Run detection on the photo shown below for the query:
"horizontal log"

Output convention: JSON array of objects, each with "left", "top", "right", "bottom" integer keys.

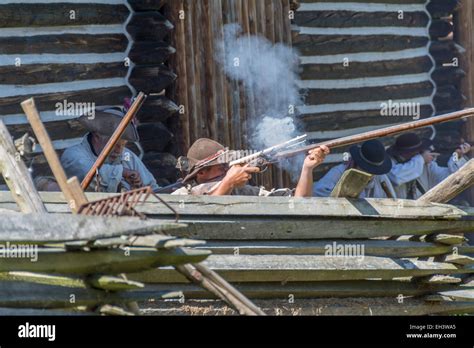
[
  {"left": 295, "top": 11, "right": 429, "bottom": 28},
  {"left": 129, "top": 65, "right": 177, "bottom": 94},
  {"left": 303, "top": 81, "right": 434, "bottom": 105},
  {"left": 128, "top": 255, "right": 474, "bottom": 283},
  {"left": 300, "top": 56, "right": 433, "bottom": 80},
  {"left": 0, "top": 307, "right": 83, "bottom": 315},
  {"left": 0, "top": 281, "right": 179, "bottom": 309},
  {"left": 137, "top": 96, "right": 180, "bottom": 123},
  {"left": 0, "top": 271, "right": 86, "bottom": 288},
  {"left": 429, "top": 41, "right": 462, "bottom": 65},
  {"left": 0, "top": 213, "right": 184, "bottom": 243},
  {"left": 0, "top": 34, "right": 127, "bottom": 54},
  {"left": 152, "top": 297, "right": 474, "bottom": 316},
  {"left": 0, "top": 247, "right": 210, "bottom": 274},
  {"left": 145, "top": 280, "right": 465, "bottom": 299},
  {"left": 0, "top": 62, "right": 127, "bottom": 85},
  {"left": 436, "top": 289, "right": 474, "bottom": 302},
  {"left": 0, "top": 86, "right": 131, "bottom": 115},
  {"left": 300, "top": 106, "right": 434, "bottom": 132},
  {"left": 7, "top": 119, "right": 85, "bottom": 142},
  {"left": 200, "top": 240, "right": 453, "bottom": 258},
  {"left": 0, "top": 4, "right": 128, "bottom": 27},
  {"left": 87, "top": 275, "right": 144, "bottom": 291},
  {"left": 128, "top": 0, "right": 167, "bottom": 11},
  {"left": 126, "top": 12, "right": 174, "bottom": 41},
  {"left": 293, "top": 34, "right": 428, "bottom": 55},
  {"left": 129, "top": 41, "right": 176, "bottom": 65}
]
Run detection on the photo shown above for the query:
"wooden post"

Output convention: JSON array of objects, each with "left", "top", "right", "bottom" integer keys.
[
  {"left": 21, "top": 98, "right": 81, "bottom": 213},
  {"left": 455, "top": 0, "right": 474, "bottom": 204},
  {"left": 0, "top": 121, "right": 47, "bottom": 213},
  {"left": 418, "top": 159, "right": 474, "bottom": 203}
]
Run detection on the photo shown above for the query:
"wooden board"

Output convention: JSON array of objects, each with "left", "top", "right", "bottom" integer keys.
[
  {"left": 0, "top": 213, "right": 184, "bottom": 243},
  {"left": 293, "top": 34, "right": 428, "bottom": 55},
  {"left": 0, "top": 3, "right": 128, "bottom": 27},
  {"left": 128, "top": 255, "right": 474, "bottom": 283},
  {"left": 0, "top": 247, "right": 210, "bottom": 275},
  {"left": 0, "top": 63, "right": 127, "bottom": 85},
  {"left": 0, "top": 34, "right": 127, "bottom": 54},
  {"left": 199, "top": 240, "right": 453, "bottom": 258},
  {"left": 330, "top": 169, "right": 373, "bottom": 198}
]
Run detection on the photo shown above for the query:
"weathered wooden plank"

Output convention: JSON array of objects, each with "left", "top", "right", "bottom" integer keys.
[
  {"left": 444, "top": 254, "right": 474, "bottom": 266},
  {"left": 145, "top": 280, "right": 466, "bottom": 299},
  {"left": 0, "top": 86, "right": 131, "bottom": 115},
  {"left": 0, "top": 213, "right": 184, "bottom": 243},
  {"left": 0, "top": 63, "right": 127, "bottom": 85},
  {"left": 129, "top": 255, "right": 474, "bottom": 283},
  {"left": 0, "top": 121, "right": 46, "bottom": 213},
  {"left": 426, "top": 234, "right": 467, "bottom": 245},
  {"left": 87, "top": 275, "right": 144, "bottom": 291},
  {"left": 437, "top": 289, "right": 474, "bottom": 302},
  {"left": 295, "top": 11, "right": 429, "bottom": 28},
  {"left": 0, "top": 3, "right": 129, "bottom": 27},
  {"left": 330, "top": 169, "right": 373, "bottom": 198},
  {"left": 293, "top": 34, "right": 428, "bottom": 55},
  {"left": 0, "top": 247, "right": 210, "bottom": 274},
  {"left": 7, "top": 192, "right": 469, "bottom": 219},
  {"left": 300, "top": 56, "right": 433, "bottom": 80},
  {"left": 303, "top": 81, "right": 434, "bottom": 105},
  {"left": 0, "top": 281, "right": 180, "bottom": 309},
  {"left": 0, "top": 34, "right": 127, "bottom": 54},
  {"left": 199, "top": 240, "right": 453, "bottom": 258},
  {"left": 0, "top": 307, "right": 86, "bottom": 315}
]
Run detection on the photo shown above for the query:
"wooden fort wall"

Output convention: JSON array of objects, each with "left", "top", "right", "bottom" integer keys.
[
  {"left": 293, "top": 0, "right": 467, "bottom": 179},
  {"left": 0, "top": 0, "right": 179, "bottom": 186}
]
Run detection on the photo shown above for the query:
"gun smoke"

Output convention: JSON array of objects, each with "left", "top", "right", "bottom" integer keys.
[{"left": 216, "top": 24, "right": 304, "bottom": 180}]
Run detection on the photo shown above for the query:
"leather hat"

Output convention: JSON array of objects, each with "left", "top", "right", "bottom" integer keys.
[
  {"left": 349, "top": 139, "right": 392, "bottom": 175},
  {"left": 78, "top": 106, "right": 139, "bottom": 142},
  {"left": 180, "top": 138, "right": 230, "bottom": 182}
]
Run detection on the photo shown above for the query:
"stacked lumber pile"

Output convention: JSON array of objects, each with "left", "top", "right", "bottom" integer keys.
[
  {"left": 0, "top": 212, "right": 210, "bottom": 315},
  {"left": 3, "top": 193, "right": 473, "bottom": 315}
]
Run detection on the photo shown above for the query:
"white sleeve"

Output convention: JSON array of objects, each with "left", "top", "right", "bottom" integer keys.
[
  {"left": 447, "top": 153, "right": 468, "bottom": 173},
  {"left": 428, "top": 154, "right": 467, "bottom": 187},
  {"left": 313, "top": 164, "right": 344, "bottom": 197},
  {"left": 387, "top": 154, "right": 424, "bottom": 187}
]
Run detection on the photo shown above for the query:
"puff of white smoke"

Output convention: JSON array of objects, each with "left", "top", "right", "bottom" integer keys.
[{"left": 216, "top": 23, "right": 302, "bottom": 149}]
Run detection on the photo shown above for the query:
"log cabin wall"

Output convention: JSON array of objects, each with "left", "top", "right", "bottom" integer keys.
[
  {"left": 0, "top": 0, "right": 180, "bottom": 187},
  {"left": 164, "top": 0, "right": 295, "bottom": 189},
  {"left": 293, "top": 0, "right": 466, "bottom": 180}
]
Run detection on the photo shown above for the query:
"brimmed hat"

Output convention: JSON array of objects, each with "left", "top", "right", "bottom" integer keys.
[
  {"left": 180, "top": 138, "right": 229, "bottom": 182},
  {"left": 349, "top": 139, "right": 392, "bottom": 175},
  {"left": 387, "top": 133, "right": 433, "bottom": 157},
  {"left": 78, "top": 106, "right": 139, "bottom": 142}
]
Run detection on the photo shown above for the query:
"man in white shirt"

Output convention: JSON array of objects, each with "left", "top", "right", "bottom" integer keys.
[
  {"left": 387, "top": 133, "right": 470, "bottom": 199},
  {"left": 313, "top": 140, "right": 396, "bottom": 198}
]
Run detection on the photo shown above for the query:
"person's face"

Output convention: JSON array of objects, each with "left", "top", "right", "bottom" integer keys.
[
  {"left": 92, "top": 133, "right": 127, "bottom": 161},
  {"left": 196, "top": 164, "right": 228, "bottom": 183}
]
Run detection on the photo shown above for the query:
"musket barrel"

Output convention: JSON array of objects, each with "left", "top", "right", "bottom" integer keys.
[{"left": 277, "top": 108, "right": 474, "bottom": 158}]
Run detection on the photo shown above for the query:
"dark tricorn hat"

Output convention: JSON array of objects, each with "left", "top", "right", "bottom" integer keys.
[
  {"left": 349, "top": 139, "right": 392, "bottom": 175},
  {"left": 78, "top": 106, "right": 139, "bottom": 142},
  {"left": 387, "top": 133, "right": 433, "bottom": 157},
  {"left": 181, "top": 138, "right": 230, "bottom": 182}
]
